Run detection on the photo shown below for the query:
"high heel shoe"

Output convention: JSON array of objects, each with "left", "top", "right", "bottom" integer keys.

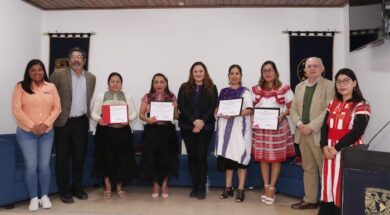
[
  {"left": 220, "top": 187, "right": 234, "bottom": 199},
  {"left": 265, "top": 187, "right": 276, "bottom": 205},
  {"left": 261, "top": 185, "right": 269, "bottom": 203},
  {"left": 151, "top": 192, "right": 159, "bottom": 198},
  {"left": 117, "top": 190, "right": 126, "bottom": 199},
  {"left": 162, "top": 193, "right": 169, "bottom": 199},
  {"left": 235, "top": 189, "right": 245, "bottom": 203},
  {"left": 103, "top": 190, "right": 111, "bottom": 199},
  {"left": 152, "top": 184, "right": 160, "bottom": 199},
  {"left": 161, "top": 186, "right": 169, "bottom": 199}
]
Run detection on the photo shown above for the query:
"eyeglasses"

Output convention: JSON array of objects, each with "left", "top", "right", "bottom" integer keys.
[
  {"left": 335, "top": 78, "right": 351, "bottom": 86},
  {"left": 306, "top": 64, "right": 321, "bottom": 69},
  {"left": 262, "top": 68, "right": 274, "bottom": 74},
  {"left": 69, "top": 55, "right": 83, "bottom": 60}
]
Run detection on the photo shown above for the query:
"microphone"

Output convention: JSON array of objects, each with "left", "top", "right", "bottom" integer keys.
[{"left": 366, "top": 120, "right": 390, "bottom": 150}]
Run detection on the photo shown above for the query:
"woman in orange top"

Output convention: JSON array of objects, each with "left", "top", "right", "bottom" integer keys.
[{"left": 12, "top": 59, "right": 61, "bottom": 212}]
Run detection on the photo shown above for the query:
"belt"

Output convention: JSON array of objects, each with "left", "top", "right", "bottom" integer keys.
[{"left": 69, "top": 115, "right": 86, "bottom": 119}]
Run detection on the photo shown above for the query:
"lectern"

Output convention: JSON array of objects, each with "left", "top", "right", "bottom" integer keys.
[{"left": 342, "top": 146, "right": 390, "bottom": 215}]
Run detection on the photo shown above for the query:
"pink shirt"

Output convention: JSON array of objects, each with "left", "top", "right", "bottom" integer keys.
[{"left": 12, "top": 81, "right": 61, "bottom": 132}]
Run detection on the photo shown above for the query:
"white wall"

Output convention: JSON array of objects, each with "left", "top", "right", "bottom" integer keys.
[
  {"left": 40, "top": 8, "right": 345, "bottom": 130},
  {"left": 343, "top": 7, "right": 390, "bottom": 152},
  {"left": 2, "top": 3, "right": 388, "bottom": 152},
  {"left": 0, "top": 0, "right": 42, "bottom": 134}
]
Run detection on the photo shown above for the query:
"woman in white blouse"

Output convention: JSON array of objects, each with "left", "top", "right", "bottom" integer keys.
[{"left": 90, "top": 72, "right": 137, "bottom": 199}]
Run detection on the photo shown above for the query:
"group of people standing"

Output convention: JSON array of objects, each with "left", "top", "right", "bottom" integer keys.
[{"left": 11, "top": 46, "right": 370, "bottom": 215}]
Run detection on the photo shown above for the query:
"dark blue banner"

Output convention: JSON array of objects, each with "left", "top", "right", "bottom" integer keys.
[
  {"left": 49, "top": 35, "right": 90, "bottom": 75},
  {"left": 289, "top": 36, "right": 333, "bottom": 92}
]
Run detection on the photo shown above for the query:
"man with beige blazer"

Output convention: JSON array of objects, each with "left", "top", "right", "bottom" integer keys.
[
  {"left": 50, "top": 47, "right": 96, "bottom": 204},
  {"left": 289, "top": 57, "right": 335, "bottom": 210}
]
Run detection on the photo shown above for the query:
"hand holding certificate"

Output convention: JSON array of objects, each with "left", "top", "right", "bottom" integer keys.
[
  {"left": 150, "top": 101, "right": 174, "bottom": 121},
  {"left": 101, "top": 104, "right": 129, "bottom": 124},
  {"left": 216, "top": 98, "right": 243, "bottom": 117},
  {"left": 252, "top": 107, "right": 280, "bottom": 130}
]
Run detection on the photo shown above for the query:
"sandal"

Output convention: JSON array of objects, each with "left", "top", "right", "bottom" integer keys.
[
  {"left": 103, "top": 190, "right": 111, "bottom": 199},
  {"left": 117, "top": 190, "right": 126, "bottom": 199},
  {"left": 235, "top": 189, "right": 245, "bottom": 202},
  {"left": 261, "top": 185, "right": 269, "bottom": 203},
  {"left": 220, "top": 187, "right": 234, "bottom": 199},
  {"left": 265, "top": 187, "right": 276, "bottom": 205}
]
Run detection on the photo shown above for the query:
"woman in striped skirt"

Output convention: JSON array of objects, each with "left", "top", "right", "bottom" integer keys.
[
  {"left": 319, "top": 68, "right": 370, "bottom": 215},
  {"left": 251, "top": 60, "right": 295, "bottom": 205}
]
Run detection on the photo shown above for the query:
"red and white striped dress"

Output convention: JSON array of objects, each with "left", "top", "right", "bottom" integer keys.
[
  {"left": 321, "top": 99, "right": 371, "bottom": 207},
  {"left": 251, "top": 84, "right": 295, "bottom": 162}
]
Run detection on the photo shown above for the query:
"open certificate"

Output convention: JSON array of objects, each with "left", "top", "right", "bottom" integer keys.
[
  {"left": 150, "top": 101, "right": 174, "bottom": 121},
  {"left": 101, "top": 104, "right": 128, "bottom": 124},
  {"left": 216, "top": 98, "right": 243, "bottom": 117},
  {"left": 253, "top": 107, "right": 280, "bottom": 130}
]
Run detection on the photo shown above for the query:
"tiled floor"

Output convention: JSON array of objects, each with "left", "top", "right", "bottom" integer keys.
[{"left": 0, "top": 186, "right": 318, "bottom": 215}]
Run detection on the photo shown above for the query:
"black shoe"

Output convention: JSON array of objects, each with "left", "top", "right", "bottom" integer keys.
[
  {"left": 189, "top": 188, "right": 198, "bottom": 198},
  {"left": 220, "top": 187, "right": 234, "bottom": 199},
  {"left": 235, "top": 189, "right": 245, "bottom": 202},
  {"left": 197, "top": 184, "right": 206, "bottom": 199},
  {"left": 197, "top": 189, "right": 206, "bottom": 199},
  {"left": 291, "top": 200, "right": 319, "bottom": 209},
  {"left": 72, "top": 190, "right": 88, "bottom": 200},
  {"left": 60, "top": 193, "right": 74, "bottom": 204}
]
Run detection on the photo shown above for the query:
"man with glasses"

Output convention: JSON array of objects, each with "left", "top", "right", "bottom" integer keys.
[
  {"left": 50, "top": 47, "right": 96, "bottom": 203},
  {"left": 289, "top": 57, "right": 334, "bottom": 210}
]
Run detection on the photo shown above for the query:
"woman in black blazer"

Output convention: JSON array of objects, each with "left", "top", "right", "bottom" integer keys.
[{"left": 178, "top": 61, "right": 218, "bottom": 199}]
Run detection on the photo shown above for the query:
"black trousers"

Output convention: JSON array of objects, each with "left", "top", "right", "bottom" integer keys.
[
  {"left": 180, "top": 129, "right": 213, "bottom": 187},
  {"left": 54, "top": 115, "right": 88, "bottom": 195},
  {"left": 318, "top": 202, "right": 341, "bottom": 215}
]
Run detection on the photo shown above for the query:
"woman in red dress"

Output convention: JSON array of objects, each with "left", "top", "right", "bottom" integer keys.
[{"left": 319, "top": 68, "right": 371, "bottom": 215}]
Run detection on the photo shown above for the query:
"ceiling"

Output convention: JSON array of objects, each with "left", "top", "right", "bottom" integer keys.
[{"left": 23, "top": 0, "right": 349, "bottom": 10}]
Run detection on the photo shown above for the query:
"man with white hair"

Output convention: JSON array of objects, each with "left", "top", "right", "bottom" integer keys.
[{"left": 290, "top": 57, "right": 335, "bottom": 210}]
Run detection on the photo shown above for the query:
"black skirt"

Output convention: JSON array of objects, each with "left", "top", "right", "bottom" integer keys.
[
  {"left": 217, "top": 156, "right": 248, "bottom": 172},
  {"left": 92, "top": 125, "right": 137, "bottom": 184},
  {"left": 139, "top": 123, "right": 179, "bottom": 184}
]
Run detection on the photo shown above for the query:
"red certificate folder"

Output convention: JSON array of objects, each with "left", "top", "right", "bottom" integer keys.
[{"left": 101, "top": 104, "right": 128, "bottom": 124}]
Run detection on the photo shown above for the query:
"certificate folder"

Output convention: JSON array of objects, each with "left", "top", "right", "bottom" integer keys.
[
  {"left": 150, "top": 101, "right": 174, "bottom": 121},
  {"left": 216, "top": 98, "right": 243, "bottom": 117},
  {"left": 252, "top": 107, "right": 280, "bottom": 130},
  {"left": 101, "top": 104, "right": 128, "bottom": 124}
]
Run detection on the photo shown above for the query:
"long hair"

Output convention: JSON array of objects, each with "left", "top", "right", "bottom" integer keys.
[
  {"left": 258, "top": 60, "right": 282, "bottom": 89},
  {"left": 19, "top": 59, "right": 49, "bottom": 94},
  {"left": 228, "top": 64, "right": 242, "bottom": 85},
  {"left": 149, "top": 73, "right": 172, "bottom": 95},
  {"left": 335, "top": 68, "right": 365, "bottom": 104},
  {"left": 183, "top": 61, "right": 215, "bottom": 95}
]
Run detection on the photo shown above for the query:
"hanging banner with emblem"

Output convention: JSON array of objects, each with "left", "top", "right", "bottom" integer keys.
[
  {"left": 47, "top": 32, "right": 93, "bottom": 76},
  {"left": 289, "top": 33, "right": 334, "bottom": 92}
]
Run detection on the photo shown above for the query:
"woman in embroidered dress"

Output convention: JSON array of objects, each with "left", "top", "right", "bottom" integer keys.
[
  {"left": 139, "top": 73, "right": 179, "bottom": 199},
  {"left": 216, "top": 64, "right": 253, "bottom": 202},
  {"left": 91, "top": 72, "right": 137, "bottom": 199},
  {"left": 251, "top": 60, "right": 295, "bottom": 205},
  {"left": 318, "top": 68, "right": 370, "bottom": 215}
]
